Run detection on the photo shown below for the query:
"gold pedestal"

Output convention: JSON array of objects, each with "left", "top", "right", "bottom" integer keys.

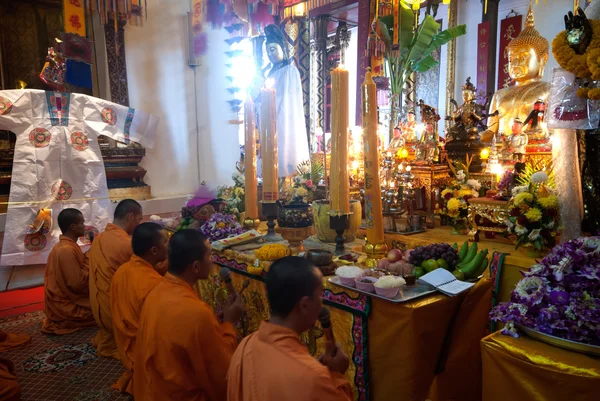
[
  {"left": 108, "top": 186, "right": 151, "bottom": 201},
  {"left": 363, "top": 241, "right": 389, "bottom": 268},
  {"left": 276, "top": 226, "right": 313, "bottom": 255},
  {"left": 467, "top": 197, "right": 510, "bottom": 242},
  {"left": 410, "top": 164, "right": 451, "bottom": 228}
]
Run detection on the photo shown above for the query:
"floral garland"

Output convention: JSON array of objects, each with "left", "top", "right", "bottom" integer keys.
[
  {"left": 490, "top": 237, "right": 600, "bottom": 345},
  {"left": 552, "top": 19, "right": 600, "bottom": 98},
  {"left": 199, "top": 213, "right": 244, "bottom": 242}
]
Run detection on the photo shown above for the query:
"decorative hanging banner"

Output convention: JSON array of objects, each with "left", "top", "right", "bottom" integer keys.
[
  {"left": 497, "top": 14, "right": 522, "bottom": 90},
  {"left": 476, "top": 21, "right": 490, "bottom": 104},
  {"left": 192, "top": 0, "right": 207, "bottom": 58},
  {"left": 63, "top": 0, "right": 86, "bottom": 37},
  {"left": 86, "top": 0, "right": 145, "bottom": 27}
]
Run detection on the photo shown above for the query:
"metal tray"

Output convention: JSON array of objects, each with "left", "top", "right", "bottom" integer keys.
[
  {"left": 328, "top": 276, "right": 437, "bottom": 303},
  {"left": 516, "top": 324, "right": 600, "bottom": 357}
]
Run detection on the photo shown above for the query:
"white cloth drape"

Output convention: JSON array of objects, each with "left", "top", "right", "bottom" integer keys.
[
  {"left": 266, "top": 63, "right": 309, "bottom": 177},
  {"left": 0, "top": 89, "right": 158, "bottom": 265},
  {"left": 552, "top": 128, "right": 583, "bottom": 242}
]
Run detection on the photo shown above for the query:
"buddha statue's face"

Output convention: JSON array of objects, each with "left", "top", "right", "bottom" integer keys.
[
  {"left": 507, "top": 47, "right": 546, "bottom": 83},
  {"left": 462, "top": 89, "right": 476, "bottom": 103},
  {"left": 266, "top": 42, "right": 285, "bottom": 65},
  {"left": 512, "top": 121, "right": 523, "bottom": 135}
]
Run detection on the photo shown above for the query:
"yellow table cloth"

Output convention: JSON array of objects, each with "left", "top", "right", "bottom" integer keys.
[
  {"left": 199, "top": 247, "right": 494, "bottom": 401},
  {"left": 481, "top": 332, "right": 600, "bottom": 401}
]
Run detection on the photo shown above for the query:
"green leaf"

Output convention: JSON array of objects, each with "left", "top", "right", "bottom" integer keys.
[
  {"left": 413, "top": 55, "right": 439, "bottom": 73},
  {"left": 378, "top": 17, "right": 393, "bottom": 50},
  {"left": 407, "top": 15, "right": 441, "bottom": 63},
  {"left": 420, "top": 25, "right": 467, "bottom": 59},
  {"left": 534, "top": 240, "right": 542, "bottom": 251},
  {"left": 398, "top": 6, "right": 415, "bottom": 50}
]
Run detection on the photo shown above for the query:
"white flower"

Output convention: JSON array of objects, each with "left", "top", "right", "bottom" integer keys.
[
  {"left": 515, "top": 225, "right": 528, "bottom": 235},
  {"left": 472, "top": 190, "right": 479, "bottom": 198},
  {"left": 530, "top": 171, "right": 549, "bottom": 184},
  {"left": 545, "top": 221, "right": 556, "bottom": 230},
  {"left": 528, "top": 229, "right": 541, "bottom": 241},
  {"left": 456, "top": 170, "right": 466, "bottom": 182},
  {"left": 504, "top": 218, "right": 514, "bottom": 230},
  {"left": 467, "top": 179, "right": 481, "bottom": 191},
  {"left": 232, "top": 172, "right": 245, "bottom": 185},
  {"left": 583, "top": 237, "right": 600, "bottom": 250},
  {"left": 297, "top": 163, "right": 311, "bottom": 174},
  {"left": 511, "top": 185, "right": 528, "bottom": 196}
]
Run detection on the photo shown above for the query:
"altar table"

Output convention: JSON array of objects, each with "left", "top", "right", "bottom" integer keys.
[
  {"left": 481, "top": 332, "right": 600, "bottom": 401},
  {"left": 196, "top": 246, "right": 493, "bottom": 401}
]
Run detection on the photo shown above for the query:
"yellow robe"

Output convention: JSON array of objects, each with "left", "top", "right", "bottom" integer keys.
[
  {"left": 227, "top": 322, "right": 353, "bottom": 401},
  {"left": 89, "top": 223, "right": 132, "bottom": 358},
  {"left": 133, "top": 273, "right": 238, "bottom": 401},
  {"left": 110, "top": 255, "right": 163, "bottom": 394},
  {"left": 42, "top": 236, "right": 96, "bottom": 334}
]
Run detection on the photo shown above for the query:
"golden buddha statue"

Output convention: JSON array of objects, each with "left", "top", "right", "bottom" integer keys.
[{"left": 482, "top": 4, "right": 551, "bottom": 145}]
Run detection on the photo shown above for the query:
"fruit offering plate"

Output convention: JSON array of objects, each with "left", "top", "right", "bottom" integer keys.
[
  {"left": 328, "top": 276, "right": 437, "bottom": 303},
  {"left": 515, "top": 324, "right": 600, "bottom": 357}
]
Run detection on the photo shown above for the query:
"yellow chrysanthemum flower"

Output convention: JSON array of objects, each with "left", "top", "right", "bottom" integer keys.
[
  {"left": 525, "top": 208, "right": 543, "bottom": 222},
  {"left": 447, "top": 198, "right": 461, "bottom": 211},
  {"left": 441, "top": 189, "right": 453, "bottom": 197},
  {"left": 234, "top": 187, "right": 245, "bottom": 196},
  {"left": 538, "top": 195, "right": 559, "bottom": 209},
  {"left": 458, "top": 189, "right": 473, "bottom": 198},
  {"left": 255, "top": 244, "right": 290, "bottom": 261},
  {"left": 296, "top": 187, "right": 308, "bottom": 197},
  {"left": 513, "top": 192, "right": 533, "bottom": 206}
]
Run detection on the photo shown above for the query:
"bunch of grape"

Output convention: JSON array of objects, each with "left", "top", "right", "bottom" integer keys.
[
  {"left": 408, "top": 243, "right": 459, "bottom": 268},
  {"left": 181, "top": 205, "right": 201, "bottom": 219}
]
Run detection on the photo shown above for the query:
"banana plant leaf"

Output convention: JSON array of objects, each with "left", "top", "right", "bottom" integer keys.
[
  {"left": 420, "top": 24, "right": 467, "bottom": 60},
  {"left": 413, "top": 55, "right": 439, "bottom": 72},
  {"left": 406, "top": 15, "right": 440, "bottom": 63}
]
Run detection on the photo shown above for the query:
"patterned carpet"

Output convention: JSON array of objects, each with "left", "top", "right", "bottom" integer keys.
[{"left": 0, "top": 311, "right": 130, "bottom": 401}]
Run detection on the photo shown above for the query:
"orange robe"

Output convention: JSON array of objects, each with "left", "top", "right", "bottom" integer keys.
[
  {"left": 227, "top": 322, "right": 353, "bottom": 401},
  {"left": 0, "top": 356, "right": 19, "bottom": 401},
  {"left": 110, "top": 255, "right": 163, "bottom": 394},
  {"left": 0, "top": 330, "right": 29, "bottom": 401},
  {"left": 133, "top": 273, "right": 238, "bottom": 401},
  {"left": 42, "top": 236, "right": 96, "bottom": 334},
  {"left": 89, "top": 223, "right": 132, "bottom": 358}
]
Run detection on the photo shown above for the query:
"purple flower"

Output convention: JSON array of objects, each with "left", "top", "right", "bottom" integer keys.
[{"left": 549, "top": 290, "right": 570, "bottom": 305}]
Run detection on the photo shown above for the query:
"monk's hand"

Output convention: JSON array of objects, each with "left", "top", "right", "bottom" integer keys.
[
  {"left": 223, "top": 293, "right": 245, "bottom": 325},
  {"left": 320, "top": 343, "right": 349, "bottom": 375}
]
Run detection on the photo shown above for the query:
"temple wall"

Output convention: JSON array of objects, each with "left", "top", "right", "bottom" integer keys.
[
  {"left": 124, "top": 0, "right": 241, "bottom": 198},
  {"left": 455, "top": 0, "right": 572, "bottom": 102}
]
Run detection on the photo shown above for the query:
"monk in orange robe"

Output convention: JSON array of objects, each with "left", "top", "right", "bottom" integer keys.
[
  {"left": 0, "top": 329, "right": 31, "bottom": 401},
  {"left": 227, "top": 257, "right": 353, "bottom": 401},
  {"left": 133, "top": 229, "right": 244, "bottom": 401},
  {"left": 110, "top": 222, "right": 168, "bottom": 395},
  {"left": 42, "top": 208, "right": 96, "bottom": 334},
  {"left": 89, "top": 199, "right": 142, "bottom": 358}
]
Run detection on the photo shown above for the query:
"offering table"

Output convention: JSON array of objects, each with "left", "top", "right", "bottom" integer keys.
[
  {"left": 358, "top": 227, "right": 536, "bottom": 305},
  {"left": 197, "top": 238, "right": 493, "bottom": 401},
  {"left": 481, "top": 332, "right": 600, "bottom": 401}
]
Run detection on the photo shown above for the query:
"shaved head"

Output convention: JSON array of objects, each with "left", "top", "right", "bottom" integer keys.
[{"left": 114, "top": 199, "right": 142, "bottom": 220}]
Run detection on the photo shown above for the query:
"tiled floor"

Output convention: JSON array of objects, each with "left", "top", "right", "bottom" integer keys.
[{"left": 0, "top": 311, "right": 130, "bottom": 401}]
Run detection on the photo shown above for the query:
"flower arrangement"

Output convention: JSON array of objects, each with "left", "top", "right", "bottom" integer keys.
[
  {"left": 217, "top": 170, "right": 245, "bottom": 219},
  {"left": 199, "top": 213, "right": 244, "bottom": 242},
  {"left": 281, "top": 160, "right": 323, "bottom": 205},
  {"left": 504, "top": 170, "right": 560, "bottom": 251},
  {"left": 437, "top": 158, "right": 481, "bottom": 227},
  {"left": 490, "top": 237, "right": 600, "bottom": 346}
]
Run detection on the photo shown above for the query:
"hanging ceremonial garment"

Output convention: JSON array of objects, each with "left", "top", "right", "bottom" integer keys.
[{"left": 0, "top": 89, "right": 158, "bottom": 265}]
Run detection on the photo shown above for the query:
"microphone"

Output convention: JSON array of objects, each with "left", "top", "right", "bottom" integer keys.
[
  {"left": 318, "top": 306, "right": 337, "bottom": 356},
  {"left": 239, "top": 279, "right": 250, "bottom": 296},
  {"left": 219, "top": 267, "right": 236, "bottom": 295}
]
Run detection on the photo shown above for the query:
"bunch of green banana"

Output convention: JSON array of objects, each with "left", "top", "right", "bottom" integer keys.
[{"left": 451, "top": 241, "right": 489, "bottom": 280}]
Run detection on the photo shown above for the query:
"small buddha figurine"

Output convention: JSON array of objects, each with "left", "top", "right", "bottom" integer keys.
[
  {"left": 416, "top": 122, "right": 440, "bottom": 163},
  {"left": 388, "top": 125, "right": 405, "bottom": 149},
  {"left": 400, "top": 111, "right": 417, "bottom": 143},
  {"left": 522, "top": 99, "right": 550, "bottom": 149},
  {"left": 482, "top": 4, "right": 551, "bottom": 143},
  {"left": 510, "top": 118, "right": 528, "bottom": 161},
  {"left": 445, "top": 77, "right": 488, "bottom": 141}
]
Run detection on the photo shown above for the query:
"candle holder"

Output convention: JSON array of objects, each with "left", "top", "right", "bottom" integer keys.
[
  {"left": 329, "top": 212, "right": 352, "bottom": 256},
  {"left": 363, "top": 241, "right": 389, "bottom": 268},
  {"left": 260, "top": 202, "right": 278, "bottom": 241}
]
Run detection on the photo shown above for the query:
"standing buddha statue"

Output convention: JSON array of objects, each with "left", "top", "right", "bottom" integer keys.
[{"left": 482, "top": 4, "right": 551, "bottom": 151}]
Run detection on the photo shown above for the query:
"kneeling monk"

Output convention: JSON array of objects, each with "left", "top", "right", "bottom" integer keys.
[
  {"left": 111, "top": 222, "right": 168, "bottom": 394},
  {"left": 227, "top": 256, "right": 353, "bottom": 401},
  {"left": 133, "top": 230, "right": 244, "bottom": 401},
  {"left": 42, "top": 208, "right": 96, "bottom": 334},
  {"left": 89, "top": 199, "right": 142, "bottom": 358}
]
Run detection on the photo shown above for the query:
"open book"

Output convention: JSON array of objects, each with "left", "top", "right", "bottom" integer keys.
[{"left": 419, "top": 268, "right": 474, "bottom": 296}]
